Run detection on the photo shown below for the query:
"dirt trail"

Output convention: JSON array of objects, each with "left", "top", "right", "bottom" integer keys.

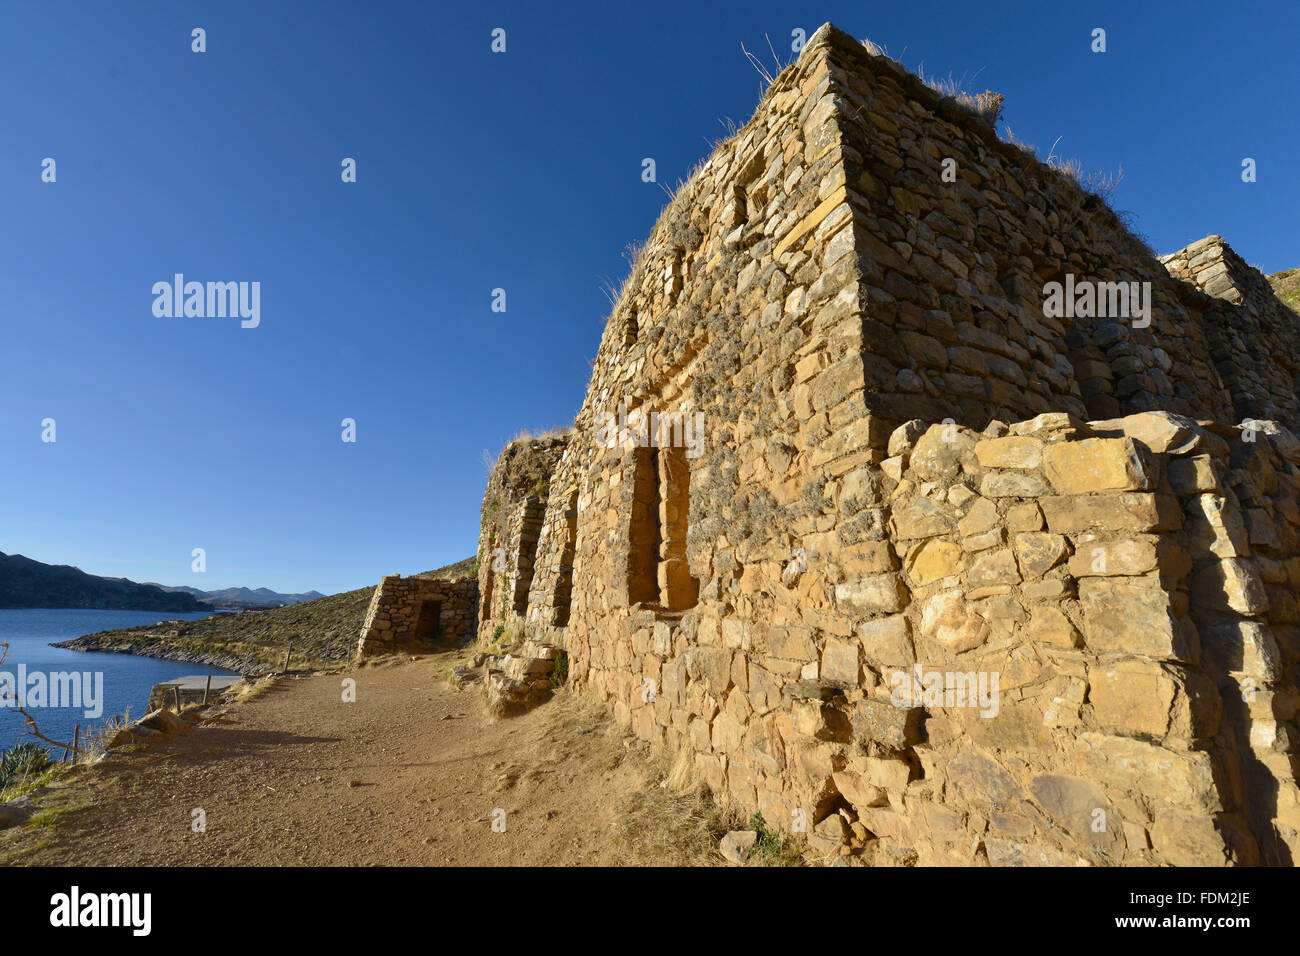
[{"left": 2, "top": 652, "right": 648, "bottom": 866}]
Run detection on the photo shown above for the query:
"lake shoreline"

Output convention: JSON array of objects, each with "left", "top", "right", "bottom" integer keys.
[
  {"left": 50, "top": 636, "right": 254, "bottom": 676},
  {"left": 0, "top": 608, "right": 247, "bottom": 751}
]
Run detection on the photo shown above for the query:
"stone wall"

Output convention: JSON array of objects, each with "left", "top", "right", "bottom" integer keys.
[
  {"left": 355, "top": 574, "right": 477, "bottom": 658},
  {"left": 863, "top": 411, "right": 1300, "bottom": 865},
  {"left": 820, "top": 35, "right": 1254, "bottom": 431},
  {"left": 476, "top": 435, "right": 569, "bottom": 644},
  {"left": 1162, "top": 235, "right": 1300, "bottom": 428},
  {"left": 485, "top": 22, "right": 1300, "bottom": 865}
]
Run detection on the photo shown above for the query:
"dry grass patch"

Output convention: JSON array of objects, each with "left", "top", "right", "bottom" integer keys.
[
  {"left": 606, "top": 746, "right": 805, "bottom": 866},
  {"left": 539, "top": 697, "right": 807, "bottom": 866},
  {"left": 225, "top": 675, "right": 275, "bottom": 704},
  {"left": 541, "top": 694, "right": 628, "bottom": 774},
  {"left": 607, "top": 747, "right": 746, "bottom": 866}
]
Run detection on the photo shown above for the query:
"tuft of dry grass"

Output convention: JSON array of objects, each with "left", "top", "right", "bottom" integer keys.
[
  {"left": 505, "top": 425, "right": 572, "bottom": 446},
  {"left": 919, "top": 69, "right": 1004, "bottom": 126},
  {"left": 483, "top": 426, "right": 575, "bottom": 474},
  {"left": 225, "top": 675, "right": 274, "bottom": 704},
  {"left": 75, "top": 710, "right": 136, "bottom": 763}
]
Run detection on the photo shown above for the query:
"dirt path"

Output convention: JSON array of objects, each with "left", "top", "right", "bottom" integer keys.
[{"left": 1, "top": 652, "right": 651, "bottom": 866}]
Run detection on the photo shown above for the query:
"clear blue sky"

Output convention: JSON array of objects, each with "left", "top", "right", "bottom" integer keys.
[{"left": 1, "top": 1, "right": 1295, "bottom": 595}]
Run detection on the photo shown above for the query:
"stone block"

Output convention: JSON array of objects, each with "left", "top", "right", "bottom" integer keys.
[
  {"left": 1115, "top": 411, "right": 1202, "bottom": 455},
  {"left": 1042, "top": 437, "right": 1156, "bottom": 494},
  {"left": 858, "top": 614, "right": 913, "bottom": 668},
  {"left": 1079, "top": 579, "right": 1194, "bottom": 659},
  {"left": 1013, "top": 532, "right": 1068, "bottom": 577},
  {"left": 892, "top": 499, "right": 956, "bottom": 539},
  {"left": 1072, "top": 733, "right": 1219, "bottom": 812},
  {"left": 684, "top": 646, "right": 733, "bottom": 697},
  {"left": 1150, "top": 808, "right": 1229, "bottom": 866},
  {"left": 1189, "top": 559, "right": 1269, "bottom": 616},
  {"left": 973, "top": 436, "right": 1044, "bottom": 469},
  {"left": 768, "top": 626, "right": 816, "bottom": 661},
  {"left": 918, "top": 588, "right": 989, "bottom": 653},
  {"left": 980, "top": 471, "right": 1051, "bottom": 498},
  {"left": 836, "top": 574, "right": 909, "bottom": 614},
  {"left": 1006, "top": 502, "right": 1044, "bottom": 532},
  {"left": 1040, "top": 493, "right": 1178, "bottom": 533},
  {"left": 1029, "top": 774, "right": 1120, "bottom": 849},
  {"left": 851, "top": 698, "right": 921, "bottom": 749},
  {"left": 1089, "top": 660, "right": 1178, "bottom": 737},
  {"left": 820, "top": 635, "right": 861, "bottom": 686},
  {"left": 1167, "top": 455, "right": 1220, "bottom": 494},
  {"left": 832, "top": 771, "right": 888, "bottom": 812},
  {"left": 793, "top": 698, "right": 852, "bottom": 741},
  {"left": 1022, "top": 606, "right": 1080, "bottom": 647},
  {"left": 958, "top": 497, "right": 999, "bottom": 536},
  {"left": 947, "top": 750, "right": 1021, "bottom": 810},
  {"left": 905, "top": 538, "right": 964, "bottom": 585},
  {"left": 1067, "top": 538, "right": 1161, "bottom": 577},
  {"left": 967, "top": 548, "right": 1020, "bottom": 588}
]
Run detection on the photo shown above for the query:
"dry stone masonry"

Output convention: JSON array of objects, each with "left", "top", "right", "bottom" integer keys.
[
  {"left": 468, "top": 23, "right": 1300, "bottom": 865},
  {"left": 1161, "top": 235, "right": 1300, "bottom": 429},
  {"left": 355, "top": 574, "right": 477, "bottom": 658},
  {"left": 476, "top": 435, "right": 570, "bottom": 645},
  {"left": 474, "top": 436, "right": 572, "bottom": 714}
]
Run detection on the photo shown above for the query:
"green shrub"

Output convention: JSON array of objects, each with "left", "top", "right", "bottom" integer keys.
[
  {"left": 550, "top": 650, "right": 569, "bottom": 687},
  {"left": 0, "top": 742, "right": 51, "bottom": 792},
  {"left": 746, "top": 811, "right": 792, "bottom": 864}
]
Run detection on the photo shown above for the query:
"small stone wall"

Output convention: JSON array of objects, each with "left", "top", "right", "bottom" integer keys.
[{"left": 355, "top": 575, "right": 478, "bottom": 658}]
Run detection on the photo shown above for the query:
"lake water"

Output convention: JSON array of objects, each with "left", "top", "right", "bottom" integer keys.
[{"left": 0, "top": 608, "right": 239, "bottom": 754}]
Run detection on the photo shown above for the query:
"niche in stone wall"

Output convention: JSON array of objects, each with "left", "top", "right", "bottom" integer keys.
[
  {"left": 658, "top": 444, "right": 699, "bottom": 611},
  {"left": 480, "top": 532, "right": 496, "bottom": 626},
  {"left": 627, "top": 447, "right": 661, "bottom": 605},
  {"left": 553, "top": 489, "right": 578, "bottom": 626},
  {"left": 730, "top": 150, "right": 767, "bottom": 232},
  {"left": 626, "top": 444, "right": 698, "bottom": 612},
  {"left": 511, "top": 498, "right": 545, "bottom": 617}
]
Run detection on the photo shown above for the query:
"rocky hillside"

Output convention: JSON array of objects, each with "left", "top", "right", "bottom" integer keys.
[
  {"left": 0, "top": 551, "right": 206, "bottom": 612},
  {"left": 53, "top": 557, "right": 476, "bottom": 674}
]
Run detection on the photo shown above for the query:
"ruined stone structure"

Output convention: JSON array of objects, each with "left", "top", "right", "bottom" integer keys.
[
  {"left": 356, "top": 574, "right": 477, "bottom": 658},
  {"left": 1161, "top": 235, "right": 1300, "bottom": 429},
  {"left": 476, "top": 434, "right": 570, "bottom": 645},
  {"left": 473, "top": 23, "right": 1300, "bottom": 865},
  {"left": 473, "top": 435, "right": 572, "bottom": 714}
]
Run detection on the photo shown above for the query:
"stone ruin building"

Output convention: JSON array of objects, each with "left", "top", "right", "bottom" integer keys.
[
  {"left": 383, "top": 23, "right": 1300, "bottom": 866},
  {"left": 356, "top": 575, "right": 477, "bottom": 656}
]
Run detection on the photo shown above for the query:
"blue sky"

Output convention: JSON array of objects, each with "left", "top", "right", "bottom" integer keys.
[{"left": 1, "top": 1, "right": 1295, "bottom": 595}]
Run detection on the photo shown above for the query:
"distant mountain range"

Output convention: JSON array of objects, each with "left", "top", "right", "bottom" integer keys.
[
  {"left": 0, "top": 551, "right": 322, "bottom": 612},
  {"left": 146, "top": 584, "right": 325, "bottom": 610}
]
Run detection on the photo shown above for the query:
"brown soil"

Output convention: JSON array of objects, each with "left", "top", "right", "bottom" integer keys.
[{"left": 1, "top": 652, "right": 662, "bottom": 866}]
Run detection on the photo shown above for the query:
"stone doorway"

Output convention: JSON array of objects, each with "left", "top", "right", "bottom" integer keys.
[{"left": 412, "top": 599, "right": 443, "bottom": 646}]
